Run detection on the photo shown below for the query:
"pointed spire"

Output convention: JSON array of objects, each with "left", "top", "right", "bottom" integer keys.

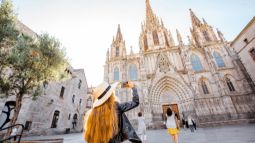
[
  {"left": 116, "top": 24, "right": 123, "bottom": 42},
  {"left": 189, "top": 9, "right": 202, "bottom": 28},
  {"left": 176, "top": 29, "right": 183, "bottom": 45},
  {"left": 145, "top": 0, "right": 159, "bottom": 29},
  {"left": 202, "top": 18, "right": 208, "bottom": 25},
  {"left": 217, "top": 28, "right": 225, "bottom": 42},
  {"left": 130, "top": 46, "right": 134, "bottom": 55},
  {"left": 106, "top": 48, "right": 109, "bottom": 62},
  {"left": 161, "top": 18, "right": 164, "bottom": 27}
]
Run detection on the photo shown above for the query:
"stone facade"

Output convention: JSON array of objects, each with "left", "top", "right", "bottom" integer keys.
[
  {"left": 0, "top": 68, "right": 89, "bottom": 135},
  {"left": 231, "top": 17, "right": 255, "bottom": 85},
  {"left": 0, "top": 21, "right": 90, "bottom": 135},
  {"left": 104, "top": 0, "right": 255, "bottom": 127}
]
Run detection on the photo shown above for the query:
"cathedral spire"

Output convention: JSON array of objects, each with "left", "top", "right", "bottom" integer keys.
[
  {"left": 145, "top": 0, "right": 159, "bottom": 29},
  {"left": 176, "top": 29, "right": 183, "bottom": 45},
  {"left": 115, "top": 24, "right": 123, "bottom": 42},
  {"left": 217, "top": 28, "right": 225, "bottom": 42},
  {"left": 202, "top": 18, "right": 208, "bottom": 25},
  {"left": 189, "top": 9, "right": 202, "bottom": 28}
]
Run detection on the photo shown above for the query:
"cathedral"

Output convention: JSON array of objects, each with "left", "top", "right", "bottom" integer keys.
[{"left": 104, "top": 0, "right": 255, "bottom": 127}]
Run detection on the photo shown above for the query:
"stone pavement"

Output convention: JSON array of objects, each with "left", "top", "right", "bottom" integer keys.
[{"left": 22, "top": 124, "right": 255, "bottom": 143}]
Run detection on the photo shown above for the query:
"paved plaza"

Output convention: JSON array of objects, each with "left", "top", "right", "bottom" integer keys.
[{"left": 22, "top": 124, "right": 255, "bottom": 143}]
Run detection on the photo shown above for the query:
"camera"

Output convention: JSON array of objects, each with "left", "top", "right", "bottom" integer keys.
[{"left": 121, "top": 81, "right": 130, "bottom": 88}]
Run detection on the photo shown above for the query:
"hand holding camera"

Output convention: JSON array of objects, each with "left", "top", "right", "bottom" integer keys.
[{"left": 121, "top": 81, "right": 134, "bottom": 88}]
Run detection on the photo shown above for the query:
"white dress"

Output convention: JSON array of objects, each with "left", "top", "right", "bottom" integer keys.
[{"left": 137, "top": 116, "right": 147, "bottom": 141}]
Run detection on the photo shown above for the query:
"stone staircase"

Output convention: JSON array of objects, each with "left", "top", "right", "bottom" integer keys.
[{"left": 198, "top": 118, "right": 255, "bottom": 128}]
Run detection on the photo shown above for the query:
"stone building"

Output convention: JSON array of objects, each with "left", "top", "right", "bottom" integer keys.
[
  {"left": 231, "top": 17, "right": 255, "bottom": 85},
  {"left": 104, "top": 0, "right": 255, "bottom": 127},
  {"left": 0, "top": 21, "right": 89, "bottom": 135}
]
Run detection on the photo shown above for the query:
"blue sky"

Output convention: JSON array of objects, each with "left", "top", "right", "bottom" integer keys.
[{"left": 12, "top": 0, "right": 255, "bottom": 86}]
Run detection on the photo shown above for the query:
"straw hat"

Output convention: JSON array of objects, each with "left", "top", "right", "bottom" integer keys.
[{"left": 92, "top": 81, "right": 119, "bottom": 108}]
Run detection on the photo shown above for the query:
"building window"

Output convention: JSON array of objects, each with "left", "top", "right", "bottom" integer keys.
[
  {"left": 78, "top": 79, "right": 82, "bottom": 89},
  {"left": 116, "top": 47, "right": 119, "bottom": 57},
  {"left": 51, "top": 110, "right": 60, "bottom": 128},
  {"left": 243, "top": 38, "right": 248, "bottom": 44},
  {"left": 68, "top": 114, "right": 71, "bottom": 120},
  {"left": 203, "top": 31, "right": 210, "bottom": 41},
  {"left": 114, "top": 67, "right": 119, "bottom": 81},
  {"left": 144, "top": 35, "right": 148, "bottom": 51},
  {"left": 249, "top": 48, "right": 255, "bottom": 61},
  {"left": 190, "top": 54, "right": 203, "bottom": 71},
  {"left": 201, "top": 80, "right": 209, "bottom": 94},
  {"left": 60, "top": 86, "right": 65, "bottom": 98},
  {"left": 164, "top": 32, "right": 169, "bottom": 47},
  {"left": 72, "top": 95, "right": 75, "bottom": 103},
  {"left": 213, "top": 52, "right": 225, "bottom": 67},
  {"left": 24, "top": 121, "right": 32, "bottom": 131},
  {"left": 128, "top": 64, "right": 138, "bottom": 80},
  {"left": 226, "top": 77, "right": 235, "bottom": 92},
  {"left": 152, "top": 30, "right": 159, "bottom": 45}
]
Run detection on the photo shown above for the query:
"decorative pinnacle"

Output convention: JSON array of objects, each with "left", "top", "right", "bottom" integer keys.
[
  {"left": 115, "top": 24, "right": 123, "bottom": 42},
  {"left": 189, "top": 9, "right": 202, "bottom": 28},
  {"left": 176, "top": 29, "right": 183, "bottom": 45}
]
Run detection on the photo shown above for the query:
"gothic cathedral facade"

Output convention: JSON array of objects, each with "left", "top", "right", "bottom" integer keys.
[{"left": 104, "top": 0, "right": 255, "bottom": 127}]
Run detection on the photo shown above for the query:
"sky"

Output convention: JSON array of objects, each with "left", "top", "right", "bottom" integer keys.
[{"left": 12, "top": 0, "right": 255, "bottom": 86}]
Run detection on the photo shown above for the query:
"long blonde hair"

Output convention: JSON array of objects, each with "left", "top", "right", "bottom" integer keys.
[{"left": 84, "top": 93, "right": 118, "bottom": 143}]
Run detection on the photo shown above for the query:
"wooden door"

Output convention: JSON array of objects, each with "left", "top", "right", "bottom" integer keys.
[{"left": 162, "top": 104, "right": 180, "bottom": 121}]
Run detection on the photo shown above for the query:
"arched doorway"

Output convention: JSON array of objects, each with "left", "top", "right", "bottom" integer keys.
[
  {"left": 72, "top": 113, "right": 78, "bottom": 129},
  {"left": 51, "top": 110, "right": 60, "bottom": 128},
  {"left": 149, "top": 76, "right": 195, "bottom": 122}
]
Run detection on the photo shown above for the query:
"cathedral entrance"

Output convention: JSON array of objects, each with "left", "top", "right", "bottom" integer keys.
[
  {"left": 162, "top": 104, "right": 180, "bottom": 121},
  {"left": 149, "top": 76, "right": 195, "bottom": 123}
]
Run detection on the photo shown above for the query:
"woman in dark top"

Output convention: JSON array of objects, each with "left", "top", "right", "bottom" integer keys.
[{"left": 84, "top": 81, "right": 141, "bottom": 143}]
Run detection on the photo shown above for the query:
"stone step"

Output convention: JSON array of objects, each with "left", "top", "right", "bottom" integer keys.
[{"left": 198, "top": 118, "right": 255, "bottom": 127}]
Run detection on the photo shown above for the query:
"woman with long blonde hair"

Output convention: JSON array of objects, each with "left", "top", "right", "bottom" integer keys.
[{"left": 84, "top": 81, "right": 141, "bottom": 143}]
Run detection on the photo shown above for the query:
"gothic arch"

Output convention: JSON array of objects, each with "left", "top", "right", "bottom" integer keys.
[
  {"left": 224, "top": 74, "right": 237, "bottom": 92},
  {"left": 198, "top": 77, "right": 212, "bottom": 95},
  {"left": 149, "top": 75, "right": 195, "bottom": 116}
]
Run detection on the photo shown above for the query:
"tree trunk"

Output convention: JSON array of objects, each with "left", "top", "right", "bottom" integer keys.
[{"left": 5, "top": 94, "right": 23, "bottom": 138}]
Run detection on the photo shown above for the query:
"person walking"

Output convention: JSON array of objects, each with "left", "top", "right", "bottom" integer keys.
[
  {"left": 83, "top": 81, "right": 141, "bottom": 143},
  {"left": 137, "top": 112, "right": 147, "bottom": 143},
  {"left": 166, "top": 108, "right": 179, "bottom": 143},
  {"left": 188, "top": 115, "right": 195, "bottom": 132},
  {"left": 182, "top": 118, "right": 187, "bottom": 130}
]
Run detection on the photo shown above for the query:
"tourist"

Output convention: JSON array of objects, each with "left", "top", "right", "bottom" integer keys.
[
  {"left": 137, "top": 112, "right": 147, "bottom": 143},
  {"left": 188, "top": 115, "right": 195, "bottom": 132},
  {"left": 166, "top": 108, "right": 179, "bottom": 143},
  {"left": 11, "top": 126, "right": 18, "bottom": 141},
  {"left": 83, "top": 81, "right": 141, "bottom": 143},
  {"left": 182, "top": 118, "right": 187, "bottom": 130}
]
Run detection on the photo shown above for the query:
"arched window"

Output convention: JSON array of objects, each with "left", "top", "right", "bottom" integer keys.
[
  {"left": 116, "top": 47, "right": 119, "bottom": 57},
  {"left": 152, "top": 30, "right": 159, "bottom": 45},
  {"left": 213, "top": 52, "right": 225, "bottom": 67},
  {"left": 226, "top": 77, "right": 235, "bottom": 92},
  {"left": 114, "top": 67, "right": 119, "bottom": 81},
  {"left": 201, "top": 80, "right": 209, "bottom": 94},
  {"left": 128, "top": 64, "right": 138, "bottom": 80},
  {"left": 51, "top": 110, "right": 60, "bottom": 128},
  {"left": 191, "top": 54, "right": 203, "bottom": 71},
  {"left": 143, "top": 35, "right": 148, "bottom": 51}
]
